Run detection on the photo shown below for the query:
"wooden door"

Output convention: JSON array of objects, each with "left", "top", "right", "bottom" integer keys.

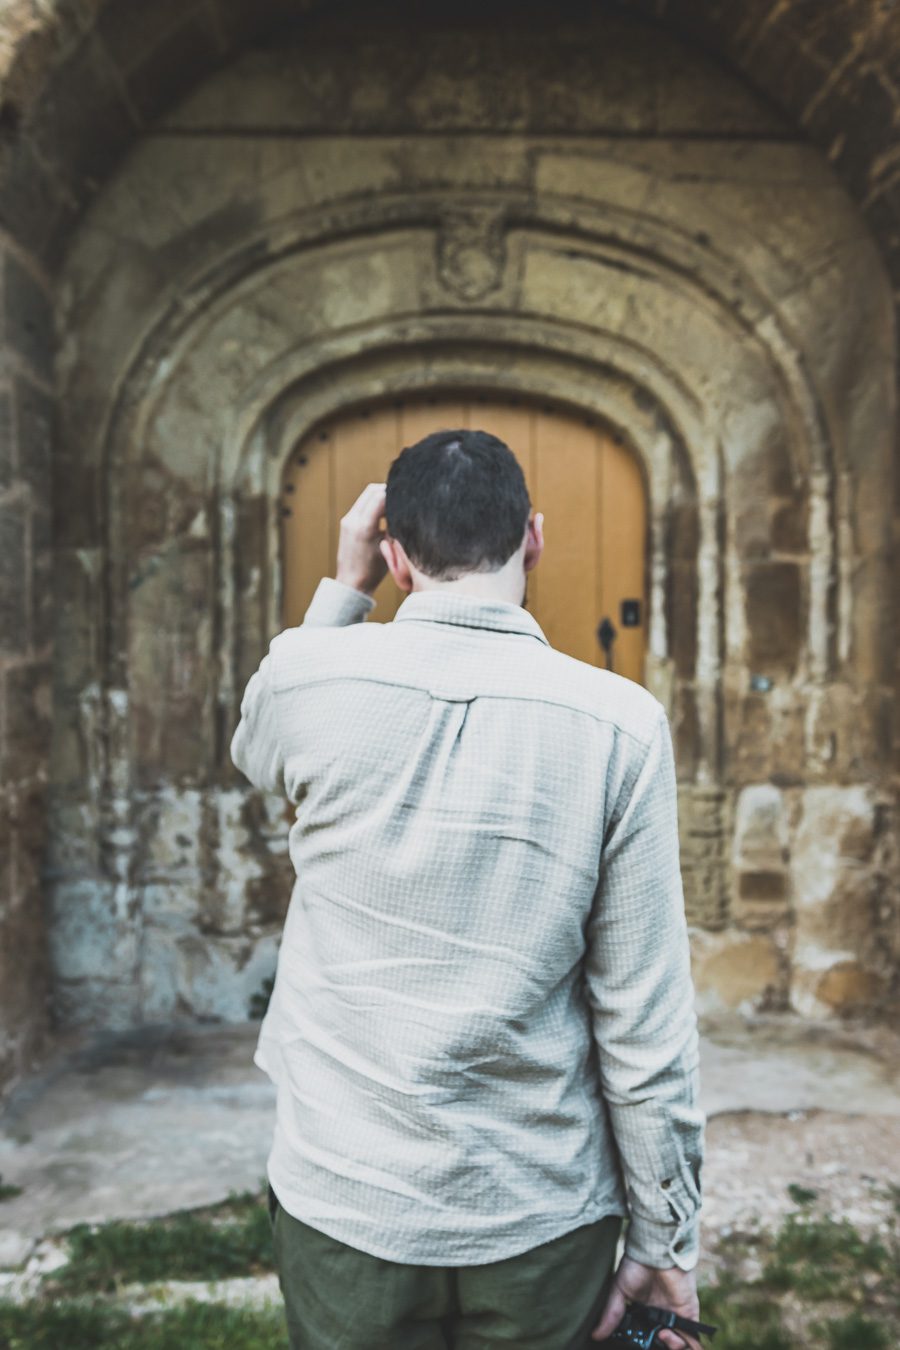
[{"left": 280, "top": 394, "right": 647, "bottom": 684}]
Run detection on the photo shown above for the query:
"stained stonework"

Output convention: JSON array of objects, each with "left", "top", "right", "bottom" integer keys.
[
  {"left": 789, "top": 788, "right": 899, "bottom": 1018},
  {"left": 0, "top": 0, "right": 898, "bottom": 1098}
]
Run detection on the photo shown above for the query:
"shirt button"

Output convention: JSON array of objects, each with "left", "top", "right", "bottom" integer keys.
[
  {"left": 661, "top": 1179, "right": 672, "bottom": 1189},
  {"left": 673, "top": 1240, "right": 686, "bottom": 1253}
]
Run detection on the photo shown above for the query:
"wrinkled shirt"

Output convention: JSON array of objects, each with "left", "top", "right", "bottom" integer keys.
[{"left": 231, "top": 576, "right": 704, "bottom": 1269}]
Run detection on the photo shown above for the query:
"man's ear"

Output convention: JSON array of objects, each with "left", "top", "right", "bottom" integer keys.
[
  {"left": 380, "top": 536, "right": 415, "bottom": 593},
  {"left": 523, "top": 512, "right": 544, "bottom": 574}
]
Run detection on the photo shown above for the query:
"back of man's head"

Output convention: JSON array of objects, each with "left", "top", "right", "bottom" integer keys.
[{"left": 385, "top": 428, "right": 531, "bottom": 582}]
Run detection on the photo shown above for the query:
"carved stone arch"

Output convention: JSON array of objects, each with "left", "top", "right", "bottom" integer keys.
[
  {"left": 224, "top": 329, "right": 704, "bottom": 729},
  {"left": 0, "top": 0, "right": 897, "bottom": 1093},
  {"left": 88, "top": 192, "right": 837, "bottom": 704},
  {"left": 89, "top": 188, "right": 839, "bottom": 781}
]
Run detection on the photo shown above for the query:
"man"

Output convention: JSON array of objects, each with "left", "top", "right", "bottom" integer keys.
[{"left": 231, "top": 428, "right": 705, "bottom": 1349}]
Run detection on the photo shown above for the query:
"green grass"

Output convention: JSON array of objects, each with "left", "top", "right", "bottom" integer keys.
[
  {"left": 0, "top": 1298, "right": 288, "bottom": 1349},
  {"left": 815, "top": 1311, "right": 891, "bottom": 1350},
  {"left": 694, "top": 1182, "right": 900, "bottom": 1349},
  {"left": 0, "top": 1176, "right": 23, "bottom": 1203},
  {"left": 785, "top": 1182, "right": 818, "bottom": 1207},
  {"left": 40, "top": 1187, "right": 276, "bottom": 1297},
  {"left": 763, "top": 1209, "right": 892, "bottom": 1300},
  {"left": 0, "top": 1182, "right": 897, "bottom": 1349},
  {"left": 695, "top": 1274, "right": 793, "bottom": 1350}
]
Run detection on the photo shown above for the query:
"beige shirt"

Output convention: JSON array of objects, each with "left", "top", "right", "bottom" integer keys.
[{"left": 231, "top": 576, "right": 704, "bottom": 1269}]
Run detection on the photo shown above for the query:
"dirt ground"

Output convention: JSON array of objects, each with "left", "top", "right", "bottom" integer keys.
[{"left": 702, "top": 1109, "right": 899, "bottom": 1254}]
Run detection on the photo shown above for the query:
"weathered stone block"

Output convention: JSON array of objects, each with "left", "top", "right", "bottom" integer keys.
[
  {"left": 770, "top": 491, "right": 808, "bottom": 553},
  {"left": 52, "top": 549, "right": 103, "bottom": 696},
  {"left": 678, "top": 786, "right": 732, "bottom": 929},
  {"left": 0, "top": 894, "right": 51, "bottom": 1039},
  {"left": 47, "top": 878, "right": 138, "bottom": 983},
  {"left": 744, "top": 561, "right": 803, "bottom": 675},
  {"left": 724, "top": 693, "right": 812, "bottom": 798},
  {"left": 0, "top": 791, "right": 13, "bottom": 901},
  {"left": 690, "top": 928, "right": 785, "bottom": 1013},
  {"left": 52, "top": 977, "right": 141, "bottom": 1030},
  {"left": 117, "top": 13, "right": 224, "bottom": 123},
  {"left": 97, "top": 0, "right": 215, "bottom": 65},
  {"left": 27, "top": 33, "right": 139, "bottom": 208},
  {"left": 0, "top": 388, "right": 12, "bottom": 488},
  {"left": 0, "top": 140, "right": 75, "bottom": 264},
  {"left": 790, "top": 958, "right": 888, "bottom": 1019},
  {"left": 809, "top": 70, "right": 896, "bottom": 202},
  {"left": 203, "top": 787, "right": 264, "bottom": 937},
  {"left": 9, "top": 781, "right": 48, "bottom": 912},
  {"left": 15, "top": 377, "right": 54, "bottom": 496},
  {"left": 3, "top": 661, "right": 52, "bottom": 785},
  {"left": 733, "top": 784, "right": 788, "bottom": 868},
  {"left": 738, "top": 871, "right": 788, "bottom": 901},
  {"left": 30, "top": 539, "right": 53, "bottom": 654},
  {"left": 46, "top": 794, "right": 103, "bottom": 876},
  {"left": 671, "top": 683, "right": 699, "bottom": 780},
  {"left": 138, "top": 925, "right": 280, "bottom": 1023},
  {"left": 850, "top": 551, "right": 895, "bottom": 685},
  {"left": 788, "top": 785, "right": 889, "bottom": 1014},
  {"left": 0, "top": 504, "right": 27, "bottom": 656},
  {"left": 666, "top": 560, "right": 697, "bottom": 679},
  {"left": 134, "top": 787, "right": 203, "bottom": 881},
  {"left": 129, "top": 544, "right": 215, "bottom": 787},
  {"left": 804, "top": 682, "right": 891, "bottom": 779},
  {"left": 2, "top": 253, "right": 53, "bottom": 382}
]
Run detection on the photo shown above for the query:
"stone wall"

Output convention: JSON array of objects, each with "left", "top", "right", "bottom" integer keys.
[
  {"left": 0, "top": 242, "right": 54, "bottom": 1088},
  {"left": 0, "top": 0, "right": 898, "bottom": 1099},
  {"left": 44, "top": 9, "right": 897, "bottom": 1033}
]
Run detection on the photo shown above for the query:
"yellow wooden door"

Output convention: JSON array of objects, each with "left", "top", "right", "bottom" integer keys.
[{"left": 280, "top": 394, "right": 647, "bottom": 684}]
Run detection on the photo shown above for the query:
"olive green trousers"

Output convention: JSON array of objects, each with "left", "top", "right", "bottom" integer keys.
[{"left": 267, "top": 1180, "right": 622, "bottom": 1349}]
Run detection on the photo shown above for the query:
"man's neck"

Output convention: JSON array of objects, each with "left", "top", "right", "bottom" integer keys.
[{"left": 409, "top": 577, "right": 527, "bottom": 607}]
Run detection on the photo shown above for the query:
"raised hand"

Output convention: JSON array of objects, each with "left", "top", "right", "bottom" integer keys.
[{"left": 335, "top": 482, "right": 389, "bottom": 597}]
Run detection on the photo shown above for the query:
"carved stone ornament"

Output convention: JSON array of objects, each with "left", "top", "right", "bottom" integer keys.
[{"left": 436, "top": 208, "right": 507, "bottom": 302}]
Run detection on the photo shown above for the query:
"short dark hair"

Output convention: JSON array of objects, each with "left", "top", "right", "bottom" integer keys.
[{"left": 385, "top": 428, "right": 531, "bottom": 581}]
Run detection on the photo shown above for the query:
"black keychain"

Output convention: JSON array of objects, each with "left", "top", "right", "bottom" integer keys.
[{"left": 606, "top": 1300, "right": 718, "bottom": 1347}]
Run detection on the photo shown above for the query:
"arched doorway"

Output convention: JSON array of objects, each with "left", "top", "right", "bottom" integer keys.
[{"left": 279, "top": 393, "right": 648, "bottom": 685}]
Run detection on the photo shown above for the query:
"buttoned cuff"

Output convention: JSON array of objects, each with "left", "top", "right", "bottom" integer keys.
[
  {"left": 624, "top": 1210, "right": 700, "bottom": 1272},
  {"left": 302, "top": 576, "right": 376, "bottom": 627}
]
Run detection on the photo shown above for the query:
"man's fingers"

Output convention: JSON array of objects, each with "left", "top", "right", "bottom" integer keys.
[
  {"left": 590, "top": 1284, "right": 626, "bottom": 1341},
  {"left": 657, "top": 1331, "right": 701, "bottom": 1350},
  {"left": 343, "top": 484, "right": 387, "bottom": 530}
]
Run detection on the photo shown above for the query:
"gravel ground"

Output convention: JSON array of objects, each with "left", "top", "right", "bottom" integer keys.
[{"left": 701, "top": 1107, "right": 899, "bottom": 1253}]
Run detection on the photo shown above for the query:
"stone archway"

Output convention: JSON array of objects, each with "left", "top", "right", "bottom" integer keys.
[{"left": 0, "top": 0, "right": 898, "bottom": 1095}]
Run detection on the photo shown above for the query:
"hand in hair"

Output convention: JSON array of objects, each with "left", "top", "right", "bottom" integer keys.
[{"left": 335, "top": 482, "right": 389, "bottom": 597}]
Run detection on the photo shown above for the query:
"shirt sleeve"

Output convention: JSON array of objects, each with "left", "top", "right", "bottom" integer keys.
[
  {"left": 230, "top": 654, "right": 284, "bottom": 796},
  {"left": 584, "top": 705, "right": 705, "bottom": 1272},
  {"left": 301, "top": 575, "right": 377, "bottom": 627},
  {"left": 230, "top": 576, "right": 376, "bottom": 792}
]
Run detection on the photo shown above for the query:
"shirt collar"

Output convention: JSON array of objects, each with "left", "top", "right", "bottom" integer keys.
[{"left": 393, "top": 589, "right": 551, "bottom": 646}]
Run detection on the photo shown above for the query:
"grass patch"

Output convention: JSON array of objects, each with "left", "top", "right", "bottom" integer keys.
[
  {"left": 41, "top": 1187, "right": 276, "bottom": 1297},
  {"left": 0, "top": 1182, "right": 897, "bottom": 1348},
  {"left": 0, "top": 1176, "right": 23, "bottom": 1203},
  {"left": 695, "top": 1274, "right": 793, "bottom": 1350},
  {"left": 763, "top": 1210, "right": 891, "bottom": 1300},
  {"left": 785, "top": 1183, "right": 818, "bottom": 1207},
  {"left": 814, "top": 1311, "right": 891, "bottom": 1350},
  {"left": 0, "top": 1298, "right": 288, "bottom": 1349},
  {"left": 695, "top": 1183, "right": 900, "bottom": 1349}
]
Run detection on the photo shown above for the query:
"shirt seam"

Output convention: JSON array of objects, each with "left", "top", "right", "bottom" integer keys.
[
  {"left": 271, "top": 674, "right": 659, "bottom": 747},
  {"left": 392, "top": 615, "right": 549, "bottom": 645}
]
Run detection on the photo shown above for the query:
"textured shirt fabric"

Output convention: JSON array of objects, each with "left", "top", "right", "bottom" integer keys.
[{"left": 231, "top": 576, "right": 705, "bottom": 1270}]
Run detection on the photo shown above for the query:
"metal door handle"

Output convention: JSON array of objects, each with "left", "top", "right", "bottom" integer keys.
[{"left": 596, "top": 616, "right": 617, "bottom": 671}]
